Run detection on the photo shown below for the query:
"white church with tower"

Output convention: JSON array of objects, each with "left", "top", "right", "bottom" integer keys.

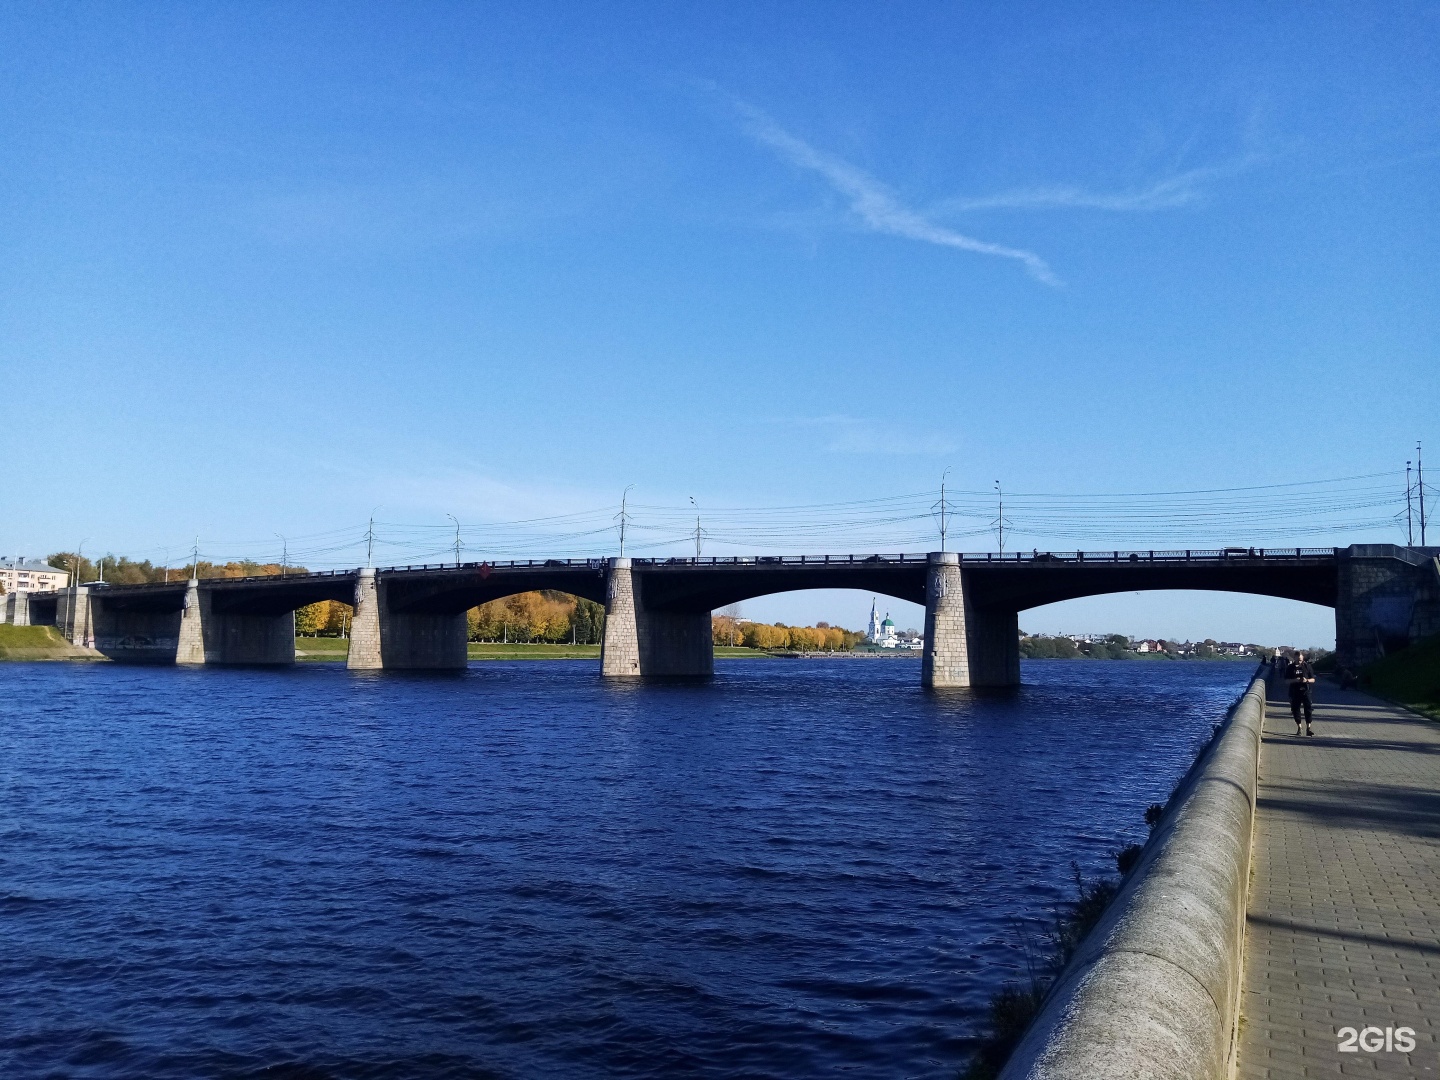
[
  {"left": 866, "top": 599, "right": 894, "bottom": 645},
  {"left": 865, "top": 598, "right": 921, "bottom": 649}
]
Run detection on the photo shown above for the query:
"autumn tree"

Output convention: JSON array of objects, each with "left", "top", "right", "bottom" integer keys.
[
  {"left": 466, "top": 590, "right": 602, "bottom": 643},
  {"left": 295, "top": 603, "right": 327, "bottom": 635}
]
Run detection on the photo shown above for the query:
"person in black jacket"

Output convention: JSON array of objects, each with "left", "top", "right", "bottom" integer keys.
[{"left": 1286, "top": 652, "right": 1316, "bottom": 735}]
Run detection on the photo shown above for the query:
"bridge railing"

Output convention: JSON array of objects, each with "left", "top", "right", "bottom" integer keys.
[
  {"left": 958, "top": 547, "right": 1338, "bottom": 564},
  {"left": 31, "top": 547, "right": 1341, "bottom": 594}
]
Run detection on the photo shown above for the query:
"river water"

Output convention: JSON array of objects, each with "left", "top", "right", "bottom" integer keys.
[{"left": 0, "top": 658, "right": 1252, "bottom": 1078}]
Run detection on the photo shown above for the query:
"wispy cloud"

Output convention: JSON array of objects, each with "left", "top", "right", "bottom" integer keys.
[
  {"left": 737, "top": 104, "right": 1060, "bottom": 287},
  {"left": 781, "top": 414, "right": 957, "bottom": 456},
  {"left": 932, "top": 159, "right": 1259, "bottom": 214}
]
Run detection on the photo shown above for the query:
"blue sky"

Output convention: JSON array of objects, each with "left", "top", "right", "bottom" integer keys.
[{"left": 2, "top": 2, "right": 1436, "bottom": 645}]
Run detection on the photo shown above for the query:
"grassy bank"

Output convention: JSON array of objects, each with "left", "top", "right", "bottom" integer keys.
[
  {"left": 1362, "top": 634, "right": 1440, "bottom": 720},
  {"left": 0, "top": 625, "right": 99, "bottom": 660},
  {"left": 295, "top": 640, "right": 806, "bottom": 661},
  {"left": 468, "top": 643, "right": 600, "bottom": 660},
  {"left": 295, "top": 636, "right": 351, "bottom": 661},
  {"left": 715, "top": 645, "right": 774, "bottom": 658}
]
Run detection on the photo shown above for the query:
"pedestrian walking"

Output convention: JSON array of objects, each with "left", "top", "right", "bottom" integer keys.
[{"left": 1286, "top": 651, "right": 1316, "bottom": 735}]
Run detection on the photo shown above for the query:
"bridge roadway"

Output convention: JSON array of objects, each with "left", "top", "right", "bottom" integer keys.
[{"left": 6, "top": 545, "right": 1435, "bottom": 687}]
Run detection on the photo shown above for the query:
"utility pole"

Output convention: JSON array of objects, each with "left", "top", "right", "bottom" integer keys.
[
  {"left": 994, "top": 481, "right": 1005, "bottom": 554},
  {"left": 617, "top": 485, "right": 634, "bottom": 557},
  {"left": 276, "top": 533, "right": 288, "bottom": 576},
  {"left": 366, "top": 507, "right": 381, "bottom": 569},
  {"left": 1419, "top": 441, "right": 1428, "bottom": 546},
  {"left": 690, "top": 496, "right": 702, "bottom": 558},
  {"left": 1407, "top": 461, "right": 1415, "bottom": 546},
  {"left": 447, "top": 514, "right": 462, "bottom": 565},
  {"left": 162, "top": 548, "right": 170, "bottom": 584},
  {"left": 938, "top": 468, "right": 951, "bottom": 552},
  {"left": 191, "top": 537, "right": 200, "bottom": 582}
]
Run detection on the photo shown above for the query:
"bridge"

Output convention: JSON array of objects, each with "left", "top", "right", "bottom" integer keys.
[{"left": 5, "top": 544, "right": 1437, "bottom": 685}]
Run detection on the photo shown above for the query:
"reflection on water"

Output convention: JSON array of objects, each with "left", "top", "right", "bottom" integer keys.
[{"left": 0, "top": 658, "right": 1251, "bottom": 1078}]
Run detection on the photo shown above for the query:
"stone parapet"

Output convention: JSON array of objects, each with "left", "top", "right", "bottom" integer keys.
[{"left": 999, "top": 674, "right": 1267, "bottom": 1080}]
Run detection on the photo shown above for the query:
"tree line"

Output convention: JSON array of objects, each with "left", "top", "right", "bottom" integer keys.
[
  {"left": 712, "top": 615, "right": 866, "bottom": 652},
  {"left": 296, "top": 591, "right": 608, "bottom": 644},
  {"left": 45, "top": 553, "right": 298, "bottom": 584}
]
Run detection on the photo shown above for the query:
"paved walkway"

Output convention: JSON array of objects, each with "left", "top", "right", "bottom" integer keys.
[{"left": 1237, "top": 677, "right": 1440, "bottom": 1078}]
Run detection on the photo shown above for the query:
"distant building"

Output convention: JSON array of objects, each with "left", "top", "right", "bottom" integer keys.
[
  {"left": 0, "top": 557, "right": 69, "bottom": 593},
  {"left": 866, "top": 599, "right": 922, "bottom": 649},
  {"left": 866, "top": 599, "right": 900, "bottom": 647}
]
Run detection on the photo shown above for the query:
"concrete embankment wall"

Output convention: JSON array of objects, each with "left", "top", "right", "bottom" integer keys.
[{"left": 999, "top": 672, "right": 1268, "bottom": 1080}]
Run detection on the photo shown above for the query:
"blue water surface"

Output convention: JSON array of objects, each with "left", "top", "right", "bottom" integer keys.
[{"left": 0, "top": 658, "right": 1252, "bottom": 1078}]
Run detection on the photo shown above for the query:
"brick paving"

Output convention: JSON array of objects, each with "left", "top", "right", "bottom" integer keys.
[{"left": 1237, "top": 677, "right": 1440, "bottom": 1078}]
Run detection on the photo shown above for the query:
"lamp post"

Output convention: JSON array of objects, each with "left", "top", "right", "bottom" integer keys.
[{"left": 71, "top": 539, "right": 88, "bottom": 644}]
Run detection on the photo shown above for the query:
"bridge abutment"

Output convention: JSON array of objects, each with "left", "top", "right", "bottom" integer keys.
[
  {"left": 601, "top": 559, "right": 713, "bottom": 678},
  {"left": 4, "top": 590, "right": 30, "bottom": 625},
  {"left": 1335, "top": 545, "right": 1440, "bottom": 669},
  {"left": 922, "top": 552, "right": 1020, "bottom": 688},
  {"left": 346, "top": 568, "right": 467, "bottom": 671}
]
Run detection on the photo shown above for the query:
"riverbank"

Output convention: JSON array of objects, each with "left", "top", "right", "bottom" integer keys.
[
  {"left": 0, "top": 625, "right": 101, "bottom": 661},
  {"left": 297, "top": 640, "right": 608, "bottom": 661},
  {"left": 294, "top": 640, "right": 857, "bottom": 661}
]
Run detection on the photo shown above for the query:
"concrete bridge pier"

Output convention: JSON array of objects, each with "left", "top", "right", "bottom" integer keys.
[
  {"left": 176, "top": 580, "right": 295, "bottom": 665},
  {"left": 347, "top": 568, "right": 467, "bottom": 671},
  {"left": 4, "top": 590, "right": 30, "bottom": 625},
  {"left": 55, "top": 587, "right": 95, "bottom": 649},
  {"left": 601, "top": 558, "right": 712, "bottom": 678},
  {"left": 922, "top": 552, "right": 1020, "bottom": 688},
  {"left": 922, "top": 553, "right": 969, "bottom": 687}
]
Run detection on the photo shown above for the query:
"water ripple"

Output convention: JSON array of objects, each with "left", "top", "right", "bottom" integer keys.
[{"left": 0, "top": 658, "right": 1250, "bottom": 1078}]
